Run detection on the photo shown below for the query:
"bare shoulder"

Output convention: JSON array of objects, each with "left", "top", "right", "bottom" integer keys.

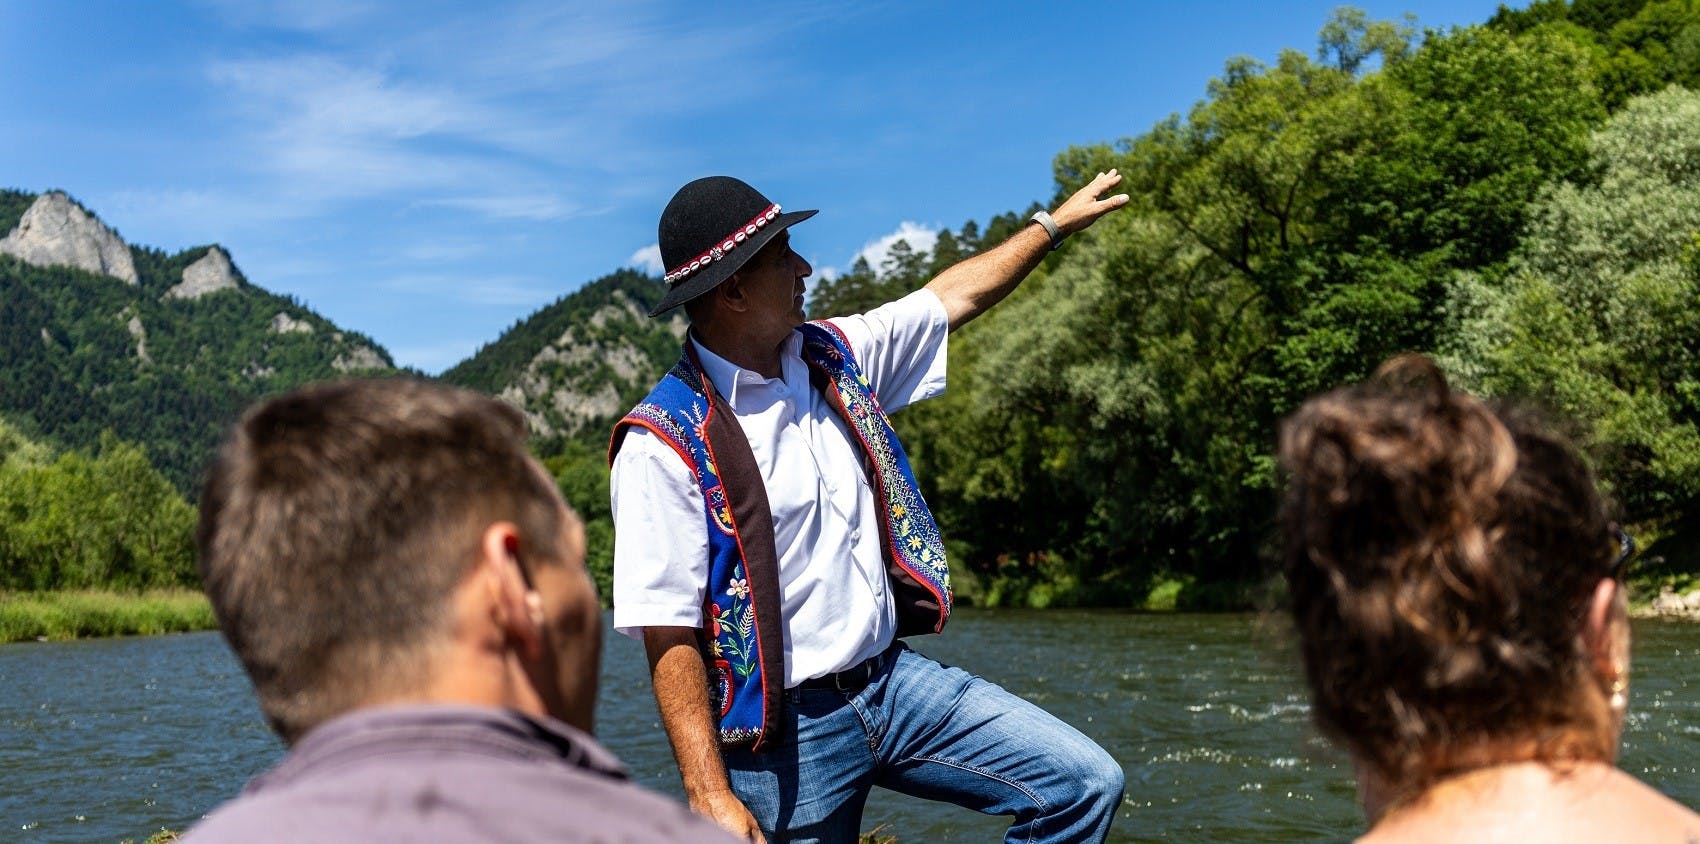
[
  {"left": 1568, "top": 768, "right": 1700, "bottom": 841},
  {"left": 1357, "top": 767, "right": 1699, "bottom": 843}
]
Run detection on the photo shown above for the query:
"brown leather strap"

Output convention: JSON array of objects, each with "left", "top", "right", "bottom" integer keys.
[{"left": 700, "top": 368, "right": 787, "bottom": 751}]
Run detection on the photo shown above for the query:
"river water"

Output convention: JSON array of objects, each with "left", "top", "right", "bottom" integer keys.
[{"left": 3, "top": 610, "right": 1696, "bottom": 842}]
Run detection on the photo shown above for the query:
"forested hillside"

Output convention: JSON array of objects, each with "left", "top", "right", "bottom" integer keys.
[
  {"left": 0, "top": 191, "right": 395, "bottom": 494},
  {"left": 441, "top": 269, "right": 686, "bottom": 452}
]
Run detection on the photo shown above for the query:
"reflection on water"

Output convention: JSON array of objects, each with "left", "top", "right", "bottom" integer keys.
[{"left": 2, "top": 611, "right": 1695, "bottom": 842}]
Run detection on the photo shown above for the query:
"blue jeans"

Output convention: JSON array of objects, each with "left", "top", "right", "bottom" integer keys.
[{"left": 723, "top": 643, "right": 1124, "bottom": 843}]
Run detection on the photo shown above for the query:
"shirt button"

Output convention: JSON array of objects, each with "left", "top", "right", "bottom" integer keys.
[{"left": 851, "top": 529, "right": 861, "bottom": 542}]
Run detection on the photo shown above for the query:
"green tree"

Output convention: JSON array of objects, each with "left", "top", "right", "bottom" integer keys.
[
  {"left": 545, "top": 444, "right": 617, "bottom": 601},
  {"left": 907, "top": 11, "right": 1611, "bottom": 601},
  {"left": 0, "top": 434, "right": 196, "bottom": 591},
  {"left": 1444, "top": 86, "right": 1700, "bottom": 518}
]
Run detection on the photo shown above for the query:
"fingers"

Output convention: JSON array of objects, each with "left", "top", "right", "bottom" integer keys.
[
  {"left": 1080, "top": 168, "right": 1124, "bottom": 198},
  {"left": 1054, "top": 169, "right": 1130, "bottom": 233},
  {"left": 736, "top": 809, "right": 766, "bottom": 844},
  {"left": 700, "top": 791, "right": 765, "bottom": 843}
]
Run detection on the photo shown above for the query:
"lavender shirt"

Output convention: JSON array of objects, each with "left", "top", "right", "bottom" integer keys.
[{"left": 181, "top": 705, "right": 739, "bottom": 843}]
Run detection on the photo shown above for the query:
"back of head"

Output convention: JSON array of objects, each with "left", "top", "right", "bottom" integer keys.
[
  {"left": 1278, "top": 354, "right": 1617, "bottom": 792},
  {"left": 198, "top": 377, "right": 565, "bottom": 743}
]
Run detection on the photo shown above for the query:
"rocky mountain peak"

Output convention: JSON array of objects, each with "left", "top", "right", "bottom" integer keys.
[
  {"left": 0, "top": 191, "right": 137, "bottom": 284},
  {"left": 167, "top": 246, "right": 239, "bottom": 300}
]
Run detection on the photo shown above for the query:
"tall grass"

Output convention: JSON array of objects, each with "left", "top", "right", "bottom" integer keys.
[{"left": 0, "top": 589, "right": 215, "bottom": 642}]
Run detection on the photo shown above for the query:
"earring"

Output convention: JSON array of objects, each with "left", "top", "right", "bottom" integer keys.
[
  {"left": 1608, "top": 667, "right": 1628, "bottom": 713},
  {"left": 525, "top": 591, "right": 544, "bottom": 626}
]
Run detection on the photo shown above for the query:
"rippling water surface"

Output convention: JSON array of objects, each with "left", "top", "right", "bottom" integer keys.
[{"left": 3, "top": 611, "right": 1696, "bottom": 842}]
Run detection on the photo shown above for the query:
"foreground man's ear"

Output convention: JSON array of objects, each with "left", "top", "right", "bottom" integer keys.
[{"left": 481, "top": 523, "right": 544, "bottom": 661}]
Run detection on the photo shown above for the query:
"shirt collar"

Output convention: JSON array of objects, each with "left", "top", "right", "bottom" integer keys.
[
  {"left": 252, "top": 705, "right": 628, "bottom": 793},
  {"left": 689, "top": 331, "right": 805, "bottom": 409}
]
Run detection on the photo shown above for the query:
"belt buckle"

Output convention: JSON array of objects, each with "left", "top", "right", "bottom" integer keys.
[{"left": 835, "top": 655, "right": 875, "bottom": 691}]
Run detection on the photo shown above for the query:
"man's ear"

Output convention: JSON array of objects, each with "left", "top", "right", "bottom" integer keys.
[
  {"left": 479, "top": 522, "right": 543, "bottom": 660},
  {"left": 718, "top": 274, "right": 749, "bottom": 312}
]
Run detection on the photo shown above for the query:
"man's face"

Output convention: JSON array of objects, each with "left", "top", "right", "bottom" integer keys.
[
  {"left": 522, "top": 489, "right": 602, "bottom": 732},
  {"left": 735, "top": 232, "right": 812, "bottom": 336}
]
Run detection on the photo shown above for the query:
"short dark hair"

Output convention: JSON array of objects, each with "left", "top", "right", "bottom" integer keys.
[
  {"left": 198, "top": 377, "right": 566, "bottom": 743},
  {"left": 1279, "top": 354, "right": 1617, "bottom": 794}
]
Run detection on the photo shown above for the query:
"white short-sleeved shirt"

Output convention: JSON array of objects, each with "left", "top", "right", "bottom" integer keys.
[{"left": 611, "top": 288, "right": 949, "bottom": 687}]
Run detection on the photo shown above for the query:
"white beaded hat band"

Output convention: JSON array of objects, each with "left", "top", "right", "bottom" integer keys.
[{"left": 651, "top": 176, "right": 819, "bottom": 317}]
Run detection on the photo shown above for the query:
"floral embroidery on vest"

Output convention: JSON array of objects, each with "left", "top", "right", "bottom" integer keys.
[
  {"left": 610, "top": 324, "right": 951, "bottom": 748},
  {"left": 707, "top": 562, "right": 758, "bottom": 680}
]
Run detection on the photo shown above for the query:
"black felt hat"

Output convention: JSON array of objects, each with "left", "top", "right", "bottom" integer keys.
[{"left": 650, "top": 176, "right": 818, "bottom": 317}]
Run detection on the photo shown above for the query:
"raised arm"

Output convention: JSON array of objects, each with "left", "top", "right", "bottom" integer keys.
[
  {"left": 925, "top": 169, "right": 1129, "bottom": 332},
  {"left": 644, "top": 626, "right": 767, "bottom": 843}
]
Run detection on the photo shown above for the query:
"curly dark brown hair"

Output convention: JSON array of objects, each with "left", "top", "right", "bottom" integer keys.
[{"left": 1278, "top": 354, "right": 1619, "bottom": 795}]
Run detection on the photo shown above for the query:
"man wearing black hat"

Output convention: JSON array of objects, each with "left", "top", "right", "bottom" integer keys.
[{"left": 610, "top": 172, "right": 1129, "bottom": 843}]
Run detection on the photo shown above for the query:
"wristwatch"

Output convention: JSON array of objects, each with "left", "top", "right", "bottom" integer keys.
[{"left": 1030, "top": 210, "right": 1064, "bottom": 251}]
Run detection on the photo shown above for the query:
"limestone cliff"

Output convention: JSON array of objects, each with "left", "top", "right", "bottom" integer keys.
[
  {"left": 0, "top": 188, "right": 397, "bottom": 495},
  {"left": 166, "top": 247, "right": 239, "bottom": 299},
  {"left": 333, "top": 345, "right": 388, "bottom": 372},
  {"left": 441, "top": 269, "right": 682, "bottom": 443},
  {"left": 0, "top": 192, "right": 138, "bottom": 284},
  {"left": 270, "top": 312, "right": 315, "bottom": 334}
]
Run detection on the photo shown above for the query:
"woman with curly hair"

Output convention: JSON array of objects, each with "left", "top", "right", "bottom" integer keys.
[{"left": 1278, "top": 354, "right": 1698, "bottom": 841}]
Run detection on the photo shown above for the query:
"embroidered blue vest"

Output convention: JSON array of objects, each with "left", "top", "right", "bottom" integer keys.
[{"left": 609, "top": 321, "right": 951, "bottom": 751}]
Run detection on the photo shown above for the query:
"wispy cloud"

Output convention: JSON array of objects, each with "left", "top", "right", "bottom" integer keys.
[
  {"left": 187, "top": 3, "right": 802, "bottom": 237},
  {"left": 417, "top": 194, "right": 577, "bottom": 221},
  {"left": 629, "top": 243, "right": 662, "bottom": 275},
  {"left": 854, "top": 221, "right": 939, "bottom": 272},
  {"left": 207, "top": 55, "right": 510, "bottom": 199}
]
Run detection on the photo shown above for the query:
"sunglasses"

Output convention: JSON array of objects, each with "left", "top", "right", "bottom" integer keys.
[{"left": 1608, "top": 522, "right": 1636, "bottom": 580}]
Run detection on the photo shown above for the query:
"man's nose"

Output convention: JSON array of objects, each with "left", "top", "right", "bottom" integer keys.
[{"left": 791, "top": 251, "right": 813, "bottom": 279}]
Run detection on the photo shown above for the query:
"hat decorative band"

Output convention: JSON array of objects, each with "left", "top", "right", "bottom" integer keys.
[{"left": 664, "top": 203, "right": 783, "bottom": 286}]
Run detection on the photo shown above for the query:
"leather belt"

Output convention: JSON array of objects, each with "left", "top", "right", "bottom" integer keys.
[{"left": 793, "top": 652, "right": 885, "bottom": 693}]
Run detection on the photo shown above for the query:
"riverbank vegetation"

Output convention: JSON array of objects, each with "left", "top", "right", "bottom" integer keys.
[
  {"left": 0, "top": 419, "right": 197, "bottom": 592},
  {"left": 0, "top": 420, "right": 210, "bottom": 642},
  {"left": 0, "top": 589, "right": 214, "bottom": 642}
]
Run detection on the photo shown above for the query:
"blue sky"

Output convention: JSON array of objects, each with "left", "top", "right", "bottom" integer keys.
[{"left": 2, "top": 1, "right": 1505, "bottom": 373}]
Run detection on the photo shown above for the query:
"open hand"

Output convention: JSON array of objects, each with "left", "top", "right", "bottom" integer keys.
[{"left": 1052, "top": 169, "right": 1130, "bottom": 236}]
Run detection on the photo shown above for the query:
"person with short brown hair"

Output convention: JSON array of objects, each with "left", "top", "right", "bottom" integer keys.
[
  {"left": 185, "top": 377, "right": 738, "bottom": 843},
  {"left": 1278, "top": 354, "right": 1700, "bottom": 841}
]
